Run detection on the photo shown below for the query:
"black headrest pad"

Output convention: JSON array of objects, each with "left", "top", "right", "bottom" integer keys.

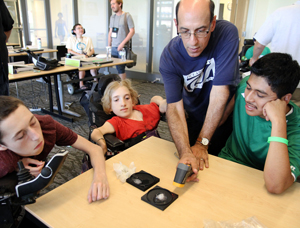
[{"left": 98, "top": 74, "right": 120, "bottom": 96}]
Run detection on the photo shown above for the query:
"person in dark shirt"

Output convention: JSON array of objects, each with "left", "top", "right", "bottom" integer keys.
[
  {"left": 0, "top": 0, "right": 14, "bottom": 95},
  {"left": 0, "top": 96, "right": 110, "bottom": 203}
]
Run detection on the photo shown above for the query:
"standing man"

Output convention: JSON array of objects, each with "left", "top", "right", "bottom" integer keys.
[
  {"left": 108, "top": 0, "right": 135, "bottom": 80},
  {"left": 249, "top": 1, "right": 300, "bottom": 66},
  {"left": 0, "top": 0, "right": 14, "bottom": 95},
  {"left": 159, "top": 0, "right": 239, "bottom": 181}
]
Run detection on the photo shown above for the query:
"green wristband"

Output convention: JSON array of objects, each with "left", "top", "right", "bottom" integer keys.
[{"left": 267, "top": 137, "right": 288, "bottom": 146}]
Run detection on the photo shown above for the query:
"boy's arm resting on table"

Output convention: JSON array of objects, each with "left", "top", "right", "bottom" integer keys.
[
  {"left": 151, "top": 96, "right": 167, "bottom": 113},
  {"left": 91, "top": 122, "right": 116, "bottom": 154},
  {"left": 191, "top": 85, "right": 229, "bottom": 169},
  {"left": 71, "top": 135, "right": 110, "bottom": 203},
  {"left": 167, "top": 99, "right": 199, "bottom": 182},
  {"left": 263, "top": 99, "right": 295, "bottom": 194}
]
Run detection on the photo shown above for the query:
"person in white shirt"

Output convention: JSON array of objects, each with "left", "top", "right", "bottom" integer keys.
[
  {"left": 250, "top": 1, "right": 300, "bottom": 67},
  {"left": 66, "top": 23, "right": 97, "bottom": 90}
]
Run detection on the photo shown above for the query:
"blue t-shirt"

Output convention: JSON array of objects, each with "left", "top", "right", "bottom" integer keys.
[{"left": 159, "top": 20, "right": 240, "bottom": 121}]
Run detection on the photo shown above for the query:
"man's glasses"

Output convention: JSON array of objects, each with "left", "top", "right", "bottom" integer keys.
[{"left": 178, "top": 23, "right": 211, "bottom": 39}]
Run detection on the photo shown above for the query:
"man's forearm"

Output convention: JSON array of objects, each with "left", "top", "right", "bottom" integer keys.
[
  {"left": 167, "top": 100, "right": 191, "bottom": 158},
  {"left": 4, "top": 30, "right": 12, "bottom": 43},
  {"left": 252, "top": 41, "right": 266, "bottom": 62},
  {"left": 199, "top": 86, "right": 229, "bottom": 141},
  {"left": 122, "top": 29, "right": 135, "bottom": 47}
]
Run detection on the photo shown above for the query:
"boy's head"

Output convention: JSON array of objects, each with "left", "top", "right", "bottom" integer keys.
[
  {"left": 245, "top": 53, "right": 300, "bottom": 117},
  {"left": 102, "top": 79, "right": 139, "bottom": 117},
  {"left": 0, "top": 96, "right": 44, "bottom": 156}
]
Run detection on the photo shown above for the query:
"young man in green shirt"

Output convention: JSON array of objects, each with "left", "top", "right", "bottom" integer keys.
[{"left": 219, "top": 53, "right": 300, "bottom": 194}]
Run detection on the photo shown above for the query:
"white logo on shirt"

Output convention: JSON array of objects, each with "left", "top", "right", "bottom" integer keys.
[
  {"left": 291, "top": 165, "right": 296, "bottom": 172},
  {"left": 183, "top": 58, "right": 215, "bottom": 92}
]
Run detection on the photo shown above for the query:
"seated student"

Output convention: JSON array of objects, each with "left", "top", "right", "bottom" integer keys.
[
  {"left": 91, "top": 79, "right": 167, "bottom": 153},
  {"left": 66, "top": 23, "right": 97, "bottom": 90},
  {"left": 0, "top": 96, "right": 109, "bottom": 203},
  {"left": 219, "top": 53, "right": 300, "bottom": 194}
]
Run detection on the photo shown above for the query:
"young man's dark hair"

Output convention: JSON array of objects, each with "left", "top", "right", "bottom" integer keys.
[
  {"left": 175, "top": 0, "right": 215, "bottom": 25},
  {"left": 251, "top": 53, "right": 300, "bottom": 98},
  {"left": 0, "top": 96, "right": 24, "bottom": 144}
]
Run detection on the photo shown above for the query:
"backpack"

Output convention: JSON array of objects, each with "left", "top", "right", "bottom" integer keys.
[{"left": 26, "top": 51, "right": 59, "bottom": 71}]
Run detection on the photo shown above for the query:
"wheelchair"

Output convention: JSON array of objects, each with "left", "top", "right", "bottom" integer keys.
[
  {"left": 239, "top": 39, "right": 254, "bottom": 72},
  {"left": 56, "top": 45, "right": 97, "bottom": 95},
  {"left": 80, "top": 74, "right": 163, "bottom": 172},
  {"left": 0, "top": 151, "right": 68, "bottom": 227}
]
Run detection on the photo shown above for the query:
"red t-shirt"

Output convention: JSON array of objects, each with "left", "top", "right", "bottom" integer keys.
[
  {"left": 107, "top": 102, "right": 161, "bottom": 141},
  {"left": 0, "top": 115, "right": 77, "bottom": 178}
]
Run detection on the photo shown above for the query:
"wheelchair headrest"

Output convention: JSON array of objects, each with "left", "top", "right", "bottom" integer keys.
[
  {"left": 98, "top": 74, "right": 120, "bottom": 96},
  {"left": 244, "top": 39, "right": 254, "bottom": 46}
]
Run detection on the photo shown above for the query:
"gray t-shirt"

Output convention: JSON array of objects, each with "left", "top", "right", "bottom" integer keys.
[{"left": 109, "top": 12, "right": 134, "bottom": 47}]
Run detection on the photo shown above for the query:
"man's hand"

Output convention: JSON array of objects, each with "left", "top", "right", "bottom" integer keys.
[
  {"left": 249, "top": 57, "right": 257, "bottom": 67},
  {"left": 117, "top": 43, "right": 125, "bottom": 51},
  {"left": 191, "top": 142, "right": 209, "bottom": 170},
  {"left": 178, "top": 152, "right": 199, "bottom": 182},
  {"left": 21, "top": 158, "right": 45, "bottom": 177},
  {"left": 263, "top": 99, "right": 287, "bottom": 122},
  {"left": 88, "top": 173, "right": 110, "bottom": 203}
]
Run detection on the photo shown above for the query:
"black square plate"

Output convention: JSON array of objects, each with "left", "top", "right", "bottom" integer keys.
[
  {"left": 141, "top": 186, "right": 178, "bottom": 211},
  {"left": 126, "top": 170, "right": 159, "bottom": 191}
]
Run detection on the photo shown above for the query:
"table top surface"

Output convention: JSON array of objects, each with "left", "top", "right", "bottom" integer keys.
[
  {"left": 8, "top": 58, "right": 131, "bottom": 82},
  {"left": 25, "top": 137, "right": 300, "bottom": 228},
  {"left": 8, "top": 65, "right": 78, "bottom": 82},
  {"left": 8, "top": 48, "right": 58, "bottom": 57},
  {"left": 78, "top": 57, "right": 133, "bottom": 70},
  {"left": 6, "top": 42, "right": 19, "bottom": 46}
]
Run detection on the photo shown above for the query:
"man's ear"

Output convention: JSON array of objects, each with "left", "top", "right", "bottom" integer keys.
[
  {"left": 210, "top": 15, "right": 217, "bottom": 33},
  {"left": 173, "top": 18, "right": 178, "bottom": 27},
  {"left": 0, "top": 144, "right": 8, "bottom": 151},
  {"left": 281, "top": 93, "right": 292, "bottom": 104}
]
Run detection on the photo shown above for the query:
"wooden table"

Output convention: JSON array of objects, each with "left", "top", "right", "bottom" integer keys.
[
  {"left": 6, "top": 42, "right": 20, "bottom": 47},
  {"left": 9, "top": 65, "right": 78, "bottom": 122},
  {"left": 25, "top": 137, "right": 300, "bottom": 228},
  {"left": 8, "top": 48, "right": 58, "bottom": 57}
]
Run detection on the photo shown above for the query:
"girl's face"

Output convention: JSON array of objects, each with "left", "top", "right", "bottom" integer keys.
[{"left": 110, "top": 86, "right": 134, "bottom": 118}]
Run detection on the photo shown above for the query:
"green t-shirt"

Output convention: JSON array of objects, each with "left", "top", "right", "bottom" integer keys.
[
  {"left": 219, "top": 76, "right": 300, "bottom": 181},
  {"left": 245, "top": 46, "right": 271, "bottom": 60}
]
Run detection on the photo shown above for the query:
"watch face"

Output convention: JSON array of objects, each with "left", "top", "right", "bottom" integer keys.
[{"left": 202, "top": 138, "right": 209, "bottom": 146}]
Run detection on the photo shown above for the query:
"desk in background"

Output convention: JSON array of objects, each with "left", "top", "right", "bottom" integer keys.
[
  {"left": 9, "top": 65, "right": 78, "bottom": 122},
  {"left": 25, "top": 137, "right": 300, "bottom": 228},
  {"left": 8, "top": 48, "right": 58, "bottom": 57}
]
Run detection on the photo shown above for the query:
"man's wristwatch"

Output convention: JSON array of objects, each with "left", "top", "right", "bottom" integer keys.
[{"left": 197, "top": 137, "right": 209, "bottom": 146}]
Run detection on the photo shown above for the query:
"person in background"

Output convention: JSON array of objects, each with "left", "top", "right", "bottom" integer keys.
[
  {"left": 0, "top": 0, "right": 14, "bottom": 96},
  {"left": 55, "top": 12, "right": 68, "bottom": 44},
  {"left": 244, "top": 37, "right": 270, "bottom": 61},
  {"left": 250, "top": 1, "right": 300, "bottom": 66},
  {"left": 219, "top": 53, "right": 300, "bottom": 194},
  {"left": 108, "top": 0, "right": 135, "bottom": 80},
  {"left": 0, "top": 96, "right": 109, "bottom": 203},
  {"left": 66, "top": 23, "right": 97, "bottom": 90},
  {"left": 159, "top": 0, "right": 240, "bottom": 182}
]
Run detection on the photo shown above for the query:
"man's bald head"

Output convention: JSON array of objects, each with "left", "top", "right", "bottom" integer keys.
[{"left": 175, "top": 0, "right": 215, "bottom": 26}]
